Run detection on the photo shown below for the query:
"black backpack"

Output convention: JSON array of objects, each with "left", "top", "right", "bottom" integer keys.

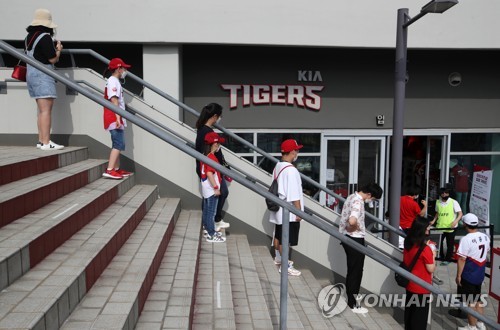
[{"left": 265, "top": 165, "right": 293, "bottom": 212}]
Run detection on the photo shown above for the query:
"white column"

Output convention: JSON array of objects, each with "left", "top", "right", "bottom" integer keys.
[{"left": 143, "top": 45, "right": 182, "bottom": 121}]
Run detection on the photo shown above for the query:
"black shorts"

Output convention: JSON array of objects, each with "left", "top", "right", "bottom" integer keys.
[
  {"left": 458, "top": 278, "right": 483, "bottom": 304},
  {"left": 274, "top": 222, "right": 300, "bottom": 246}
]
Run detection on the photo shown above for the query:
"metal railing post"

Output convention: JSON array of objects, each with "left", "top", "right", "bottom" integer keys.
[{"left": 279, "top": 208, "right": 290, "bottom": 330}]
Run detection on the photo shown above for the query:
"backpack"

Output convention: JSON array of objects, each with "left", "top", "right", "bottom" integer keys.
[{"left": 265, "top": 165, "right": 293, "bottom": 212}]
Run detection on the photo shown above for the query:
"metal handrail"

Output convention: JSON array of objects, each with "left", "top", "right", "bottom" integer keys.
[
  {"left": 4, "top": 47, "right": 406, "bottom": 240},
  {"left": 1, "top": 41, "right": 497, "bottom": 329}
]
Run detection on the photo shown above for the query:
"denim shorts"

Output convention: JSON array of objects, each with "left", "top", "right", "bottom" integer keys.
[
  {"left": 26, "top": 63, "right": 57, "bottom": 99},
  {"left": 110, "top": 129, "right": 125, "bottom": 151}
]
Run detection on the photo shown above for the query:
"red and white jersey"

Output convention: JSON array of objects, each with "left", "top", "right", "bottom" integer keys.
[{"left": 103, "top": 76, "right": 127, "bottom": 130}]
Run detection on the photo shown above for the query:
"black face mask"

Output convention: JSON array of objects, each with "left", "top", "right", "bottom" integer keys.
[{"left": 441, "top": 196, "right": 449, "bottom": 201}]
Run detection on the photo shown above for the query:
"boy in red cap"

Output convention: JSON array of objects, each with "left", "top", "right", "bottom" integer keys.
[
  {"left": 269, "top": 139, "right": 304, "bottom": 276},
  {"left": 102, "top": 58, "right": 133, "bottom": 180},
  {"left": 200, "top": 132, "right": 226, "bottom": 242}
]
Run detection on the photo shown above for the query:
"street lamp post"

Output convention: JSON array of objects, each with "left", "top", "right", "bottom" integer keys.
[{"left": 389, "top": 0, "right": 458, "bottom": 246}]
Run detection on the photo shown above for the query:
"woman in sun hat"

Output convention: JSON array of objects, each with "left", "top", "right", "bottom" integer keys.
[{"left": 26, "top": 8, "right": 64, "bottom": 150}]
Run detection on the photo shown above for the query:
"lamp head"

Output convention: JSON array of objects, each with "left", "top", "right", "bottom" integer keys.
[{"left": 421, "top": 0, "right": 458, "bottom": 14}]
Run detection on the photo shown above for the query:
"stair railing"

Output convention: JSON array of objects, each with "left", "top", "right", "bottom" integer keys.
[{"left": 1, "top": 41, "right": 497, "bottom": 330}]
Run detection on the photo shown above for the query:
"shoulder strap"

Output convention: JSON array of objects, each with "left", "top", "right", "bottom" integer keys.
[
  {"left": 31, "top": 33, "right": 49, "bottom": 51},
  {"left": 408, "top": 244, "right": 426, "bottom": 271},
  {"left": 25, "top": 31, "right": 42, "bottom": 50},
  {"left": 274, "top": 164, "right": 293, "bottom": 179}
]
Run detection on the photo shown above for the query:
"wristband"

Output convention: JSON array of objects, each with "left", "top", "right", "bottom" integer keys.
[{"left": 213, "top": 186, "right": 219, "bottom": 190}]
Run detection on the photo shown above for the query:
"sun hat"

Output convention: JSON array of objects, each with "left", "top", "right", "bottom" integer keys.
[
  {"left": 462, "top": 213, "right": 479, "bottom": 226},
  {"left": 281, "top": 139, "right": 303, "bottom": 153},
  {"left": 108, "top": 58, "right": 131, "bottom": 70},
  {"left": 30, "top": 9, "right": 57, "bottom": 29},
  {"left": 204, "top": 132, "right": 225, "bottom": 144}
]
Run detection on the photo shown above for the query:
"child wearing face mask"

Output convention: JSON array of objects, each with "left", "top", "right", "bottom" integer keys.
[
  {"left": 200, "top": 132, "right": 226, "bottom": 243},
  {"left": 102, "top": 58, "right": 133, "bottom": 180}
]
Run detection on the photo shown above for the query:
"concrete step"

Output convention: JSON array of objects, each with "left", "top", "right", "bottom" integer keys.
[
  {"left": 136, "top": 210, "right": 202, "bottom": 330},
  {"left": 0, "top": 176, "right": 135, "bottom": 291},
  {"left": 0, "top": 158, "right": 108, "bottom": 227},
  {"left": 314, "top": 275, "right": 402, "bottom": 329},
  {"left": 250, "top": 246, "right": 305, "bottom": 329},
  {"left": 192, "top": 230, "right": 236, "bottom": 329},
  {"left": 61, "top": 198, "right": 181, "bottom": 330},
  {"left": 0, "top": 184, "right": 158, "bottom": 330},
  {"left": 0, "top": 146, "right": 88, "bottom": 186},
  {"left": 226, "top": 235, "right": 274, "bottom": 329}
]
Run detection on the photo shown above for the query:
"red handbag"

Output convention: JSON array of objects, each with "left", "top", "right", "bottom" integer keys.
[
  {"left": 11, "top": 61, "right": 27, "bottom": 81},
  {"left": 11, "top": 32, "right": 41, "bottom": 82}
]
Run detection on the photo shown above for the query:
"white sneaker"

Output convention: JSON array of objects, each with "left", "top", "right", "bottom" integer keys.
[
  {"left": 476, "top": 322, "right": 486, "bottom": 330},
  {"left": 40, "top": 141, "right": 64, "bottom": 151},
  {"left": 215, "top": 220, "right": 230, "bottom": 231},
  {"left": 278, "top": 264, "right": 301, "bottom": 276},
  {"left": 458, "top": 325, "right": 477, "bottom": 330},
  {"left": 36, "top": 141, "right": 42, "bottom": 149},
  {"left": 206, "top": 235, "right": 226, "bottom": 243},
  {"left": 351, "top": 306, "right": 368, "bottom": 314},
  {"left": 203, "top": 230, "right": 210, "bottom": 238},
  {"left": 274, "top": 259, "right": 294, "bottom": 266}
]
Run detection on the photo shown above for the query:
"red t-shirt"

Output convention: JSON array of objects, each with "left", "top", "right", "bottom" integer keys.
[
  {"left": 452, "top": 165, "right": 469, "bottom": 192},
  {"left": 403, "top": 245, "right": 434, "bottom": 294},
  {"left": 399, "top": 196, "right": 421, "bottom": 229}
]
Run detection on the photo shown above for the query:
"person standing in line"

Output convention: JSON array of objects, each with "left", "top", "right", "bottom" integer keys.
[
  {"left": 456, "top": 213, "right": 489, "bottom": 330},
  {"left": 339, "top": 183, "right": 383, "bottom": 313},
  {"left": 269, "top": 139, "right": 304, "bottom": 276},
  {"left": 26, "top": 8, "right": 64, "bottom": 150},
  {"left": 430, "top": 187, "right": 462, "bottom": 265},
  {"left": 101, "top": 58, "right": 133, "bottom": 180},
  {"left": 200, "top": 132, "right": 226, "bottom": 243},
  {"left": 195, "top": 103, "right": 230, "bottom": 232},
  {"left": 403, "top": 217, "right": 436, "bottom": 330},
  {"left": 400, "top": 187, "right": 428, "bottom": 234}
]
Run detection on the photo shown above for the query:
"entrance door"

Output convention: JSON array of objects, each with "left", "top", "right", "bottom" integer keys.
[
  {"left": 321, "top": 137, "right": 385, "bottom": 219},
  {"left": 402, "top": 135, "right": 448, "bottom": 218}
]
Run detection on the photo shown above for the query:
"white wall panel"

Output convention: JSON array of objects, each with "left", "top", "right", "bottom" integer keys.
[{"left": 1, "top": 0, "right": 498, "bottom": 49}]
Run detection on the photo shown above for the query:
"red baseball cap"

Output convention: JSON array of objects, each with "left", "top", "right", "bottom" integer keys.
[
  {"left": 108, "top": 58, "right": 131, "bottom": 70},
  {"left": 204, "top": 132, "right": 226, "bottom": 144},
  {"left": 281, "top": 139, "right": 303, "bottom": 153}
]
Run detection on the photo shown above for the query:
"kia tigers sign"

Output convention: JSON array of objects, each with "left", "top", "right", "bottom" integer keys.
[{"left": 221, "top": 70, "right": 325, "bottom": 111}]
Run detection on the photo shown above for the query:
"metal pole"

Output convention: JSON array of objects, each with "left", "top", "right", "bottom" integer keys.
[
  {"left": 279, "top": 209, "right": 290, "bottom": 330},
  {"left": 389, "top": 8, "right": 409, "bottom": 246}
]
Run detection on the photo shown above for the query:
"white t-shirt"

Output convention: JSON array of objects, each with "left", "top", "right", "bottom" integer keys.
[
  {"left": 269, "top": 161, "right": 304, "bottom": 225},
  {"left": 457, "top": 231, "right": 490, "bottom": 284},
  {"left": 105, "top": 76, "right": 127, "bottom": 130}
]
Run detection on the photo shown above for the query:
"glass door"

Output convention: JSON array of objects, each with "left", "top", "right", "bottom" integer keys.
[{"left": 321, "top": 136, "right": 385, "bottom": 219}]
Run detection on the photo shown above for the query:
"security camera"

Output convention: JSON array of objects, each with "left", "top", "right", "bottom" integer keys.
[{"left": 448, "top": 72, "right": 462, "bottom": 87}]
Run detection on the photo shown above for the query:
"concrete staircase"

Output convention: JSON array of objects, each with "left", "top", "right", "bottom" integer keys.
[{"left": 0, "top": 146, "right": 404, "bottom": 329}]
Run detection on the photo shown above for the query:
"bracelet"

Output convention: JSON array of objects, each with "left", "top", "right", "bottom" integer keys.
[{"left": 213, "top": 186, "right": 219, "bottom": 190}]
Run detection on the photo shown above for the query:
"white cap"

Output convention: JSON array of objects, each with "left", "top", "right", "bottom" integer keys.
[{"left": 462, "top": 213, "right": 479, "bottom": 226}]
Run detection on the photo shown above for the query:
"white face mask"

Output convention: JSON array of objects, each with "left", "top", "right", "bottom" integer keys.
[
  {"left": 216, "top": 145, "right": 221, "bottom": 152},
  {"left": 293, "top": 154, "right": 298, "bottom": 162},
  {"left": 216, "top": 117, "right": 222, "bottom": 124},
  {"left": 120, "top": 70, "right": 128, "bottom": 79}
]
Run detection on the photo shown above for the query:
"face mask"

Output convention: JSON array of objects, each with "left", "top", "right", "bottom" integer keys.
[
  {"left": 441, "top": 195, "right": 449, "bottom": 201},
  {"left": 120, "top": 70, "right": 128, "bottom": 79},
  {"left": 216, "top": 146, "right": 221, "bottom": 152},
  {"left": 216, "top": 117, "right": 222, "bottom": 124},
  {"left": 293, "top": 154, "right": 298, "bottom": 162}
]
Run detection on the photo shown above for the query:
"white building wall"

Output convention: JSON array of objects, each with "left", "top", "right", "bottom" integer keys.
[
  {"left": 143, "top": 45, "right": 182, "bottom": 121},
  {"left": 1, "top": 0, "right": 499, "bottom": 49}
]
